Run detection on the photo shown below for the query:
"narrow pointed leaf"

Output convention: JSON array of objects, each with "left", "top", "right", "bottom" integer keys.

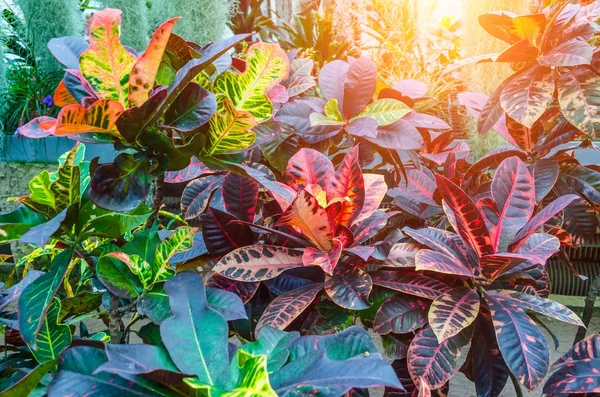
[
  {"left": 324, "top": 265, "right": 372, "bottom": 310},
  {"left": 374, "top": 295, "right": 427, "bottom": 335},
  {"left": 429, "top": 287, "right": 480, "bottom": 343},
  {"left": 371, "top": 271, "right": 449, "bottom": 300},
  {"left": 222, "top": 172, "right": 259, "bottom": 222},
  {"left": 284, "top": 148, "right": 334, "bottom": 191},
  {"left": 558, "top": 67, "right": 600, "bottom": 138}
]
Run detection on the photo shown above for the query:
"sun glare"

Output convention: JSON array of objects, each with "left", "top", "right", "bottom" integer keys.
[{"left": 432, "top": 0, "right": 464, "bottom": 20}]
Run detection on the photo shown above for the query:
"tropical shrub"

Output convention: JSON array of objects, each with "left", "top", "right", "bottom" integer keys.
[{"left": 2, "top": 1, "right": 600, "bottom": 397}]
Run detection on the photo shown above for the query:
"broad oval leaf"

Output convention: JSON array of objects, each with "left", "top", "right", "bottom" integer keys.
[
  {"left": 374, "top": 295, "right": 428, "bottom": 335},
  {"left": 483, "top": 291, "right": 550, "bottom": 390},
  {"left": 28, "top": 298, "right": 72, "bottom": 363},
  {"left": 558, "top": 67, "right": 600, "bottom": 138},
  {"left": 407, "top": 324, "right": 472, "bottom": 389},
  {"left": 222, "top": 172, "right": 259, "bottom": 222},
  {"left": 500, "top": 66, "right": 554, "bottom": 128},
  {"left": 54, "top": 100, "right": 124, "bottom": 137},
  {"left": 214, "top": 245, "right": 304, "bottom": 282},
  {"left": 48, "top": 36, "right": 89, "bottom": 70},
  {"left": 532, "top": 159, "right": 559, "bottom": 201},
  {"left": 324, "top": 265, "right": 372, "bottom": 310},
  {"left": 163, "top": 83, "right": 217, "bottom": 132},
  {"left": 327, "top": 146, "right": 365, "bottom": 226},
  {"left": 202, "top": 95, "right": 256, "bottom": 156},
  {"left": 343, "top": 56, "right": 377, "bottom": 119},
  {"left": 161, "top": 272, "right": 229, "bottom": 387},
  {"left": 79, "top": 9, "right": 137, "bottom": 105},
  {"left": 200, "top": 208, "right": 254, "bottom": 258},
  {"left": 284, "top": 148, "right": 334, "bottom": 191},
  {"left": 181, "top": 175, "right": 224, "bottom": 220},
  {"left": 17, "top": 116, "right": 57, "bottom": 138},
  {"left": 429, "top": 287, "right": 480, "bottom": 343},
  {"left": 355, "top": 99, "right": 411, "bottom": 126},
  {"left": 213, "top": 42, "right": 289, "bottom": 122},
  {"left": 256, "top": 283, "right": 323, "bottom": 333}
]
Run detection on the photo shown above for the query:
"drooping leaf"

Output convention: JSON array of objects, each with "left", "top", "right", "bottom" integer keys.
[
  {"left": 275, "top": 190, "right": 334, "bottom": 251},
  {"left": 79, "top": 8, "right": 137, "bottom": 105},
  {"left": 371, "top": 271, "right": 449, "bottom": 300},
  {"left": 200, "top": 208, "right": 253, "bottom": 258},
  {"left": 27, "top": 299, "right": 72, "bottom": 363},
  {"left": 284, "top": 148, "right": 334, "bottom": 191},
  {"left": 214, "top": 245, "right": 304, "bottom": 282},
  {"left": 94, "top": 344, "right": 178, "bottom": 376},
  {"left": 558, "top": 67, "right": 600, "bottom": 138},
  {"left": 180, "top": 175, "right": 224, "bottom": 219},
  {"left": 0, "top": 359, "right": 57, "bottom": 397},
  {"left": 206, "top": 288, "right": 248, "bottom": 321},
  {"left": 538, "top": 38, "right": 593, "bottom": 67},
  {"left": 561, "top": 164, "right": 600, "bottom": 205},
  {"left": 222, "top": 172, "right": 259, "bottom": 222},
  {"left": 415, "top": 250, "right": 476, "bottom": 278},
  {"left": 374, "top": 295, "right": 428, "bottom": 335},
  {"left": 500, "top": 66, "right": 554, "bottom": 128},
  {"left": 256, "top": 283, "right": 323, "bottom": 333},
  {"left": 407, "top": 324, "right": 472, "bottom": 389},
  {"left": 483, "top": 291, "right": 550, "bottom": 390},
  {"left": 213, "top": 42, "right": 289, "bottom": 122},
  {"left": 428, "top": 287, "right": 480, "bottom": 343},
  {"left": 128, "top": 18, "right": 178, "bottom": 106},
  {"left": 302, "top": 239, "right": 343, "bottom": 274},
  {"left": 436, "top": 175, "right": 493, "bottom": 258},
  {"left": 324, "top": 265, "right": 372, "bottom": 310},
  {"left": 161, "top": 272, "right": 229, "bottom": 387},
  {"left": 491, "top": 156, "right": 536, "bottom": 251},
  {"left": 16, "top": 116, "right": 56, "bottom": 138},
  {"left": 202, "top": 95, "right": 256, "bottom": 156},
  {"left": 54, "top": 99, "right": 123, "bottom": 137},
  {"left": 18, "top": 249, "right": 74, "bottom": 348},
  {"left": 48, "top": 36, "right": 89, "bottom": 70}
]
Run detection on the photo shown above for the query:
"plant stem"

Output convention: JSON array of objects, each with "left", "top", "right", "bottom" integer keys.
[
  {"left": 509, "top": 372, "right": 524, "bottom": 397},
  {"left": 146, "top": 174, "right": 165, "bottom": 228},
  {"left": 108, "top": 294, "right": 123, "bottom": 344},
  {"left": 574, "top": 274, "right": 600, "bottom": 345}
]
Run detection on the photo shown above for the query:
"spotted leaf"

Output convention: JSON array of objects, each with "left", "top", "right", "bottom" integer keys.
[
  {"left": 558, "top": 67, "right": 600, "bottom": 138},
  {"left": 371, "top": 271, "right": 449, "bottom": 300},
  {"left": 429, "top": 287, "right": 480, "bottom": 343},
  {"left": 79, "top": 9, "right": 137, "bottom": 105},
  {"left": 374, "top": 295, "right": 428, "bottom": 335},
  {"left": 213, "top": 245, "right": 304, "bottom": 282},
  {"left": 327, "top": 146, "right": 365, "bottom": 226},
  {"left": 324, "top": 265, "right": 372, "bottom": 310}
]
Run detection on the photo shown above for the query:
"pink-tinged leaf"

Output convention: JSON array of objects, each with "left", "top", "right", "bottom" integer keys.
[
  {"left": 558, "top": 67, "right": 600, "bottom": 138},
  {"left": 164, "top": 158, "right": 214, "bottom": 183},
  {"left": 180, "top": 175, "right": 224, "bottom": 219},
  {"left": 491, "top": 156, "right": 536, "bottom": 252},
  {"left": 324, "top": 265, "right": 372, "bottom": 310},
  {"left": 352, "top": 174, "right": 387, "bottom": 226},
  {"left": 128, "top": 18, "right": 179, "bottom": 106},
  {"left": 302, "top": 239, "right": 343, "bottom": 275},
  {"left": 389, "top": 169, "right": 438, "bottom": 206},
  {"left": 464, "top": 146, "right": 527, "bottom": 180},
  {"left": 561, "top": 164, "right": 600, "bottom": 205},
  {"left": 537, "top": 119, "right": 583, "bottom": 156},
  {"left": 408, "top": 324, "right": 472, "bottom": 389},
  {"left": 552, "top": 333, "right": 600, "bottom": 369},
  {"left": 511, "top": 194, "right": 579, "bottom": 247},
  {"left": 267, "top": 84, "right": 289, "bottom": 104},
  {"left": 429, "top": 287, "right": 480, "bottom": 343},
  {"left": 538, "top": 38, "right": 593, "bottom": 67},
  {"left": 17, "top": 117, "right": 57, "bottom": 138},
  {"left": 213, "top": 245, "right": 304, "bottom": 282},
  {"left": 222, "top": 172, "right": 258, "bottom": 222},
  {"left": 343, "top": 56, "right": 377, "bottom": 119},
  {"left": 483, "top": 291, "right": 550, "bottom": 390},
  {"left": 403, "top": 111, "right": 450, "bottom": 130},
  {"left": 374, "top": 295, "right": 428, "bottom": 335},
  {"left": 371, "top": 271, "right": 449, "bottom": 300},
  {"left": 488, "top": 290, "right": 583, "bottom": 326},
  {"left": 531, "top": 159, "right": 559, "bottom": 201},
  {"left": 344, "top": 246, "right": 375, "bottom": 261},
  {"left": 415, "top": 250, "right": 477, "bottom": 279},
  {"left": 506, "top": 115, "right": 543, "bottom": 153},
  {"left": 53, "top": 80, "right": 79, "bottom": 107},
  {"left": 368, "top": 118, "right": 423, "bottom": 150},
  {"left": 436, "top": 175, "right": 493, "bottom": 258},
  {"left": 347, "top": 117, "right": 378, "bottom": 139},
  {"left": 543, "top": 358, "right": 600, "bottom": 394},
  {"left": 500, "top": 66, "right": 555, "bottom": 128},
  {"left": 403, "top": 227, "right": 479, "bottom": 273},
  {"left": 327, "top": 146, "right": 365, "bottom": 227},
  {"left": 79, "top": 9, "right": 137, "bottom": 105},
  {"left": 481, "top": 255, "right": 527, "bottom": 280},
  {"left": 351, "top": 210, "right": 399, "bottom": 245},
  {"left": 382, "top": 243, "right": 421, "bottom": 268},
  {"left": 256, "top": 283, "right": 323, "bottom": 333},
  {"left": 392, "top": 80, "right": 428, "bottom": 99},
  {"left": 318, "top": 60, "right": 349, "bottom": 111},
  {"left": 206, "top": 273, "right": 259, "bottom": 304},
  {"left": 275, "top": 190, "right": 334, "bottom": 251},
  {"left": 516, "top": 233, "right": 560, "bottom": 264},
  {"left": 284, "top": 148, "right": 334, "bottom": 191}
]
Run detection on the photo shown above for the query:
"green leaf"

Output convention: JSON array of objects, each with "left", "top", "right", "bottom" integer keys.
[
  {"left": 154, "top": 227, "right": 196, "bottom": 281},
  {"left": 18, "top": 249, "right": 74, "bottom": 347},
  {"left": 28, "top": 299, "right": 72, "bottom": 363},
  {"left": 221, "top": 351, "right": 277, "bottom": 397},
  {"left": 29, "top": 171, "right": 55, "bottom": 209},
  {"left": 80, "top": 202, "right": 153, "bottom": 238},
  {"left": 353, "top": 99, "right": 411, "bottom": 126},
  {"left": 79, "top": 9, "right": 137, "bottom": 105},
  {"left": 104, "top": 252, "right": 154, "bottom": 290},
  {"left": 50, "top": 144, "right": 82, "bottom": 210},
  {"left": 202, "top": 95, "right": 256, "bottom": 156},
  {"left": 96, "top": 246, "right": 144, "bottom": 299},
  {"left": 137, "top": 283, "right": 171, "bottom": 324},
  {"left": 213, "top": 42, "right": 289, "bottom": 122},
  {"left": 309, "top": 112, "right": 344, "bottom": 127},
  {"left": 237, "top": 327, "right": 300, "bottom": 373},
  {"left": 558, "top": 67, "right": 600, "bottom": 138},
  {"left": 160, "top": 272, "right": 229, "bottom": 387},
  {"left": 0, "top": 359, "right": 57, "bottom": 397},
  {"left": 123, "top": 223, "right": 162, "bottom": 265},
  {"left": 0, "top": 205, "right": 46, "bottom": 244},
  {"left": 325, "top": 99, "right": 343, "bottom": 121}
]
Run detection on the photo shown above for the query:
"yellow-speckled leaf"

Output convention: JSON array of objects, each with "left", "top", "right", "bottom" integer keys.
[
  {"left": 128, "top": 18, "right": 179, "bottom": 107},
  {"left": 80, "top": 8, "right": 137, "bottom": 106},
  {"left": 213, "top": 42, "right": 289, "bottom": 122},
  {"left": 353, "top": 98, "right": 411, "bottom": 126},
  {"left": 54, "top": 99, "right": 123, "bottom": 137},
  {"left": 428, "top": 287, "right": 480, "bottom": 343},
  {"left": 202, "top": 95, "right": 256, "bottom": 156},
  {"left": 558, "top": 67, "right": 600, "bottom": 139}
]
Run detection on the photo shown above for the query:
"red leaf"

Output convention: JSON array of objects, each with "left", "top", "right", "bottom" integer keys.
[
  {"left": 200, "top": 208, "right": 253, "bottom": 258},
  {"left": 222, "top": 172, "right": 259, "bottom": 222},
  {"left": 284, "top": 148, "right": 334, "bottom": 191},
  {"left": 327, "top": 146, "right": 365, "bottom": 226}
]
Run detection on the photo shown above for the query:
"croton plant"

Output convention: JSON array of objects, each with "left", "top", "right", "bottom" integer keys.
[{"left": 1, "top": 1, "right": 600, "bottom": 397}]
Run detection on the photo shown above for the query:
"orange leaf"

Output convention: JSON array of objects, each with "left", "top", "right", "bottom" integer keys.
[
  {"left": 54, "top": 99, "right": 124, "bottom": 137},
  {"left": 128, "top": 17, "right": 179, "bottom": 107},
  {"left": 53, "top": 80, "right": 78, "bottom": 107}
]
